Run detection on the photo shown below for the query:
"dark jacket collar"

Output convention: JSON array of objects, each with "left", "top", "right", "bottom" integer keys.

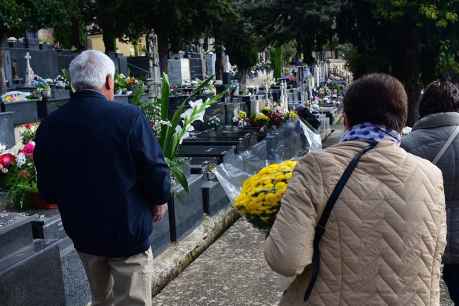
[
  {"left": 71, "top": 90, "right": 108, "bottom": 102},
  {"left": 413, "top": 112, "right": 459, "bottom": 130}
]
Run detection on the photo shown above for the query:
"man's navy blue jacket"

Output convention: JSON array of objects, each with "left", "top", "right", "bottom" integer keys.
[{"left": 34, "top": 90, "right": 171, "bottom": 257}]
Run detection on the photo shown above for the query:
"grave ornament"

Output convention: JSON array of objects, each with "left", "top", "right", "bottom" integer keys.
[{"left": 24, "top": 52, "right": 35, "bottom": 87}]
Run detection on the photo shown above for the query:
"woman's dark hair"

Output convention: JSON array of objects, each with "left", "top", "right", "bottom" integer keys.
[
  {"left": 343, "top": 73, "right": 408, "bottom": 132},
  {"left": 419, "top": 80, "right": 459, "bottom": 118}
]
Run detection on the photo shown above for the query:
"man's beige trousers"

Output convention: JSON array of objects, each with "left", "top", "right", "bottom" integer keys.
[{"left": 78, "top": 248, "right": 153, "bottom": 306}]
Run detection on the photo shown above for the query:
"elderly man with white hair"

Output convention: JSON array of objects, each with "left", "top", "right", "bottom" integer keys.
[{"left": 34, "top": 50, "right": 171, "bottom": 306}]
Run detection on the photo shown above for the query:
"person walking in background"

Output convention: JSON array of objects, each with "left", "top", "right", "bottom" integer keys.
[
  {"left": 265, "top": 73, "right": 446, "bottom": 305},
  {"left": 34, "top": 50, "right": 171, "bottom": 306},
  {"left": 402, "top": 80, "right": 459, "bottom": 304}
]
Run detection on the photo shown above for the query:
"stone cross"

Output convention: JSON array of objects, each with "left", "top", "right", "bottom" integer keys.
[{"left": 24, "top": 52, "right": 35, "bottom": 87}]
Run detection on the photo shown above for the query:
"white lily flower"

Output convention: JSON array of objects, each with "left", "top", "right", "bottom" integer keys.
[
  {"left": 0, "top": 144, "right": 6, "bottom": 154},
  {"left": 192, "top": 111, "right": 206, "bottom": 123},
  {"left": 186, "top": 125, "right": 195, "bottom": 133},
  {"left": 180, "top": 108, "right": 193, "bottom": 120},
  {"left": 159, "top": 120, "right": 172, "bottom": 127},
  {"left": 189, "top": 99, "right": 203, "bottom": 109}
]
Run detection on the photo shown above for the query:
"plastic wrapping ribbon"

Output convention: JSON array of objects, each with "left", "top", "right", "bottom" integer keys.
[{"left": 214, "top": 120, "right": 322, "bottom": 201}]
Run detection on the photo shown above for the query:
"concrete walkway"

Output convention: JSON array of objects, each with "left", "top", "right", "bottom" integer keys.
[{"left": 153, "top": 219, "right": 283, "bottom": 306}]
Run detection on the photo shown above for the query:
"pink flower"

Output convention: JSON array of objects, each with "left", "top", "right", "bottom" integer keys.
[
  {"left": 0, "top": 153, "right": 16, "bottom": 168},
  {"left": 21, "top": 142, "right": 36, "bottom": 158}
]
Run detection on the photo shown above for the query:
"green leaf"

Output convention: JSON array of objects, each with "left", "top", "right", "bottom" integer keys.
[
  {"left": 160, "top": 73, "right": 170, "bottom": 120},
  {"left": 166, "top": 158, "right": 189, "bottom": 192}
]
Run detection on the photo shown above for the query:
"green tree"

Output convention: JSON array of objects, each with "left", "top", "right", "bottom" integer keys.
[
  {"left": 250, "top": 0, "right": 339, "bottom": 65},
  {"left": 119, "top": 0, "right": 236, "bottom": 74},
  {"left": 220, "top": 2, "right": 263, "bottom": 93},
  {"left": 270, "top": 46, "right": 282, "bottom": 80},
  {"left": 92, "top": 0, "right": 127, "bottom": 54},
  {"left": 52, "top": 0, "right": 92, "bottom": 50},
  {"left": 0, "top": 0, "right": 62, "bottom": 93},
  {"left": 337, "top": 0, "right": 459, "bottom": 124}
]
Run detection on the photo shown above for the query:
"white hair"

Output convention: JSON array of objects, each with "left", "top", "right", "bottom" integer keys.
[{"left": 69, "top": 50, "right": 116, "bottom": 91}]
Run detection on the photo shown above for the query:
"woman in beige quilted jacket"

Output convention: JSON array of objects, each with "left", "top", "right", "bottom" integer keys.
[{"left": 265, "top": 73, "right": 447, "bottom": 306}]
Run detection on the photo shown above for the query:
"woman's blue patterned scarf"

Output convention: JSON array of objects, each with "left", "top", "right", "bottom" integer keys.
[{"left": 341, "top": 122, "right": 401, "bottom": 144}]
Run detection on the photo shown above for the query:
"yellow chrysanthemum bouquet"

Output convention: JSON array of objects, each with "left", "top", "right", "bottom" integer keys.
[{"left": 234, "top": 160, "right": 298, "bottom": 230}]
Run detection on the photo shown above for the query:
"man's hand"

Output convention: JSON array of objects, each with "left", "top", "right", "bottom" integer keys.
[{"left": 152, "top": 203, "right": 168, "bottom": 223}]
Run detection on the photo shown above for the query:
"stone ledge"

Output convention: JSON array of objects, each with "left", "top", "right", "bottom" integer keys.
[{"left": 152, "top": 207, "right": 240, "bottom": 297}]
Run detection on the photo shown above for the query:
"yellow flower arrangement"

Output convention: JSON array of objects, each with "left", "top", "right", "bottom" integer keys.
[
  {"left": 287, "top": 111, "right": 299, "bottom": 121},
  {"left": 253, "top": 113, "right": 271, "bottom": 126},
  {"left": 234, "top": 160, "right": 297, "bottom": 230}
]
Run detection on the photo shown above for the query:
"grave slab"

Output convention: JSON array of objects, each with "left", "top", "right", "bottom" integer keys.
[
  {"left": 177, "top": 145, "right": 235, "bottom": 164},
  {"left": 169, "top": 174, "right": 204, "bottom": 241}
]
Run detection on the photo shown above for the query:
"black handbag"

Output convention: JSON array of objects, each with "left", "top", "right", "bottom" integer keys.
[{"left": 304, "top": 142, "right": 377, "bottom": 301}]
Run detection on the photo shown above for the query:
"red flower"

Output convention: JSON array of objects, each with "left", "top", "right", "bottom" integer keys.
[
  {"left": 24, "top": 123, "right": 33, "bottom": 130},
  {"left": 21, "top": 142, "right": 36, "bottom": 158},
  {"left": 0, "top": 153, "right": 16, "bottom": 168}
]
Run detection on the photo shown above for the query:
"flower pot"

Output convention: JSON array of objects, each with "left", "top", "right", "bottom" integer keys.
[{"left": 27, "top": 192, "right": 57, "bottom": 210}]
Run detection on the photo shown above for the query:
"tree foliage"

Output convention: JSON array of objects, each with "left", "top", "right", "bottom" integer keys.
[
  {"left": 249, "top": 0, "right": 339, "bottom": 64},
  {"left": 0, "top": 0, "right": 63, "bottom": 93},
  {"left": 337, "top": 0, "right": 459, "bottom": 124}
]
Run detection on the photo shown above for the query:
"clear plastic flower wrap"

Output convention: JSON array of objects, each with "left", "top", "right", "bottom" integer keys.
[{"left": 214, "top": 120, "right": 322, "bottom": 203}]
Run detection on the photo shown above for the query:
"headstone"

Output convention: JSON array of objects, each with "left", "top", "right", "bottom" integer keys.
[
  {"left": 0, "top": 112, "right": 15, "bottom": 148},
  {"left": 168, "top": 58, "right": 191, "bottom": 86},
  {"left": 25, "top": 31, "right": 39, "bottom": 49},
  {"left": 127, "top": 56, "right": 149, "bottom": 79},
  {"left": 188, "top": 52, "right": 206, "bottom": 80},
  {"left": 108, "top": 53, "right": 128, "bottom": 75},
  {"left": 3, "top": 100, "right": 39, "bottom": 125}
]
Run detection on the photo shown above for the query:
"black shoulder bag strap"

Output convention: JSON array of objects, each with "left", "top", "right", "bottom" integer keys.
[{"left": 304, "top": 142, "right": 377, "bottom": 301}]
